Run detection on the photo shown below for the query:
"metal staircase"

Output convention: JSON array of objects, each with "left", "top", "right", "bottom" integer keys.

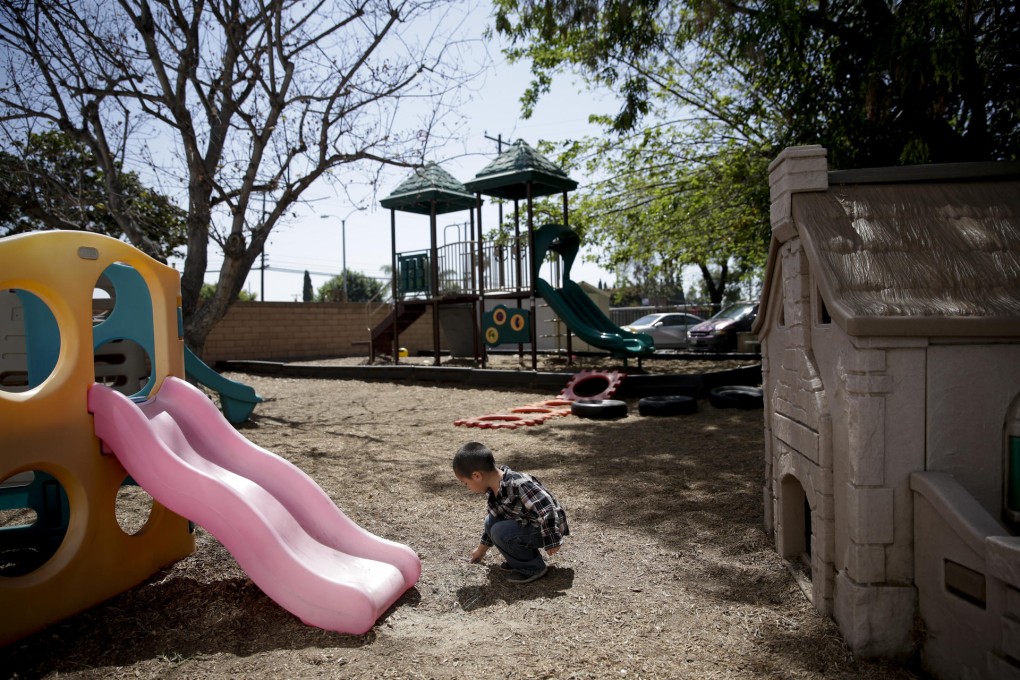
[{"left": 369, "top": 301, "right": 427, "bottom": 362}]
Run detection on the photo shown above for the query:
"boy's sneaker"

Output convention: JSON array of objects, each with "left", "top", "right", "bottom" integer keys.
[
  {"left": 496, "top": 562, "right": 513, "bottom": 572},
  {"left": 506, "top": 565, "right": 548, "bottom": 584}
]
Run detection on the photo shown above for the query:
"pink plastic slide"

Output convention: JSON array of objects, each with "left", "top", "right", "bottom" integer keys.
[{"left": 87, "top": 376, "right": 421, "bottom": 635}]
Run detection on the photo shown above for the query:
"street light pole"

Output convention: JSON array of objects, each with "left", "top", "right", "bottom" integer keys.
[
  {"left": 321, "top": 207, "right": 363, "bottom": 302},
  {"left": 341, "top": 217, "right": 348, "bottom": 302}
]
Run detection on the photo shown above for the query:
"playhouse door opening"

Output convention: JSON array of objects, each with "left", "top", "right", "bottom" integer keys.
[{"left": 781, "top": 475, "right": 812, "bottom": 574}]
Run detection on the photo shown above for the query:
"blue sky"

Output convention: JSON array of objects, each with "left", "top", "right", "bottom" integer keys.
[{"left": 203, "top": 4, "right": 618, "bottom": 301}]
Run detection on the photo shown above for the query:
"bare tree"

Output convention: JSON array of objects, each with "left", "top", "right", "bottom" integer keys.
[{"left": 0, "top": 0, "right": 478, "bottom": 353}]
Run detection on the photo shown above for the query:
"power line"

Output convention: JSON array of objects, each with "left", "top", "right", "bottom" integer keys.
[{"left": 202, "top": 265, "right": 388, "bottom": 281}]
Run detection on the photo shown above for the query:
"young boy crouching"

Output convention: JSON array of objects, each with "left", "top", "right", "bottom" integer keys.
[{"left": 453, "top": 441, "right": 569, "bottom": 583}]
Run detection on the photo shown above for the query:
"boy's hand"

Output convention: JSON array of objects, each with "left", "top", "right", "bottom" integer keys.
[
  {"left": 546, "top": 545, "right": 560, "bottom": 556},
  {"left": 468, "top": 544, "right": 489, "bottom": 563}
]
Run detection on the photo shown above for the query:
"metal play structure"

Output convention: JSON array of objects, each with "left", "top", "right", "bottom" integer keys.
[{"left": 373, "top": 139, "right": 654, "bottom": 369}]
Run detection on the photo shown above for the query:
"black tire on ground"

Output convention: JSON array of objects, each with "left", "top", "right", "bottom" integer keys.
[
  {"left": 708, "top": 385, "right": 764, "bottom": 410},
  {"left": 570, "top": 398, "right": 628, "bottom": 420},
  {"left": 638, "top": 395, "right": 698, "bottom": 417}
]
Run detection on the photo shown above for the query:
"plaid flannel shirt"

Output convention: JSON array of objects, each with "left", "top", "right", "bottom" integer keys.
[{"left": 481, "top": 465, "right": 569, "bottom": 549}]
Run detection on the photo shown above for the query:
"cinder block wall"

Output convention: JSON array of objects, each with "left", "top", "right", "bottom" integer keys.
[{"left": 201, "top": 301, "right": 443, "bottom": 363}]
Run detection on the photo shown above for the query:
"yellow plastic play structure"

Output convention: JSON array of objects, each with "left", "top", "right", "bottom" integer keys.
[{"left": 0, "top": 231, "right": 195, "bottom": 646}]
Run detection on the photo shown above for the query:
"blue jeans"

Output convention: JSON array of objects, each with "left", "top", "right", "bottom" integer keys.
[{"left": 485, "top": 514, "right": 546, "bottom": 576}]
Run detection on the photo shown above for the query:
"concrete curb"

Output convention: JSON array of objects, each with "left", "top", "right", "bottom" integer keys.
[{"left": 217, "top": 360, "right": 763, "bottom": 399}]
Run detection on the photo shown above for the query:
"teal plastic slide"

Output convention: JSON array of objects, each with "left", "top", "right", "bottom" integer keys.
[
  {"left": 533, "top": 224, "right": 655, "bottom": 358},
  {"left": 183, "top": 346, "right": 263, "bottom": 424}
]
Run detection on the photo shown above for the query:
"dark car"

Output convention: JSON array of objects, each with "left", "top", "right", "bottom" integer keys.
[
  {"left": 687, "top": 302, "right": 759, "bottom": 351},
  {"left": 622, "top": 312, "right": 704, "bottom": 349}
]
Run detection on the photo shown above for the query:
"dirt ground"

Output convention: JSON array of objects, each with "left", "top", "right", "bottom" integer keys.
[{"left": 2, "top": 355, "right": 922, "bottom": 679}]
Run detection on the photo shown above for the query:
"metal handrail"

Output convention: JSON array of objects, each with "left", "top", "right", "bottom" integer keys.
[{"left": 393, "top": 238, "right": 535, "bottom": 299}]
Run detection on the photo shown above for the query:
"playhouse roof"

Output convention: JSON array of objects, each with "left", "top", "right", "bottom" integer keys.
[
  {"left": 464, "top": 139, "right": 578, "bottom": 199},
  {"left": 379, "top": 163, "right": 476, "bottom": 215},
  {"left": 758, "top": 154, "right": 1020, "bottom": 337}
]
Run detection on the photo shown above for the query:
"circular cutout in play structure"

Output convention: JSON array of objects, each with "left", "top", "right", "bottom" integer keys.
[
  {"left": 115, "top": 478, "right": 154, "bottom": 536},
  {"left": 91, "top": 263, "right": 160, "bottom": 398},
  {"left": 570, "top": 398, "right": 628, "bottom": 420},
  {"left": 638, "top": 395, "right": 698, "bottom": 417},
  {"left": 708, "top": 385, "right": 764, "bottom": 410},
  {"left": 560, "top": 370, "right": 625, "bottom": 402},
  {"left": 0, "top": 470, "right": 69, "bottom": 577},
  {"left": 454, "top": 413, "right": 548, "bottom": 429},
  {"left": 94, "top": 339, "right": 152, "bottom": 398},
  {"left": 0, "top": 289, "right": 60, "bottom": 394}
]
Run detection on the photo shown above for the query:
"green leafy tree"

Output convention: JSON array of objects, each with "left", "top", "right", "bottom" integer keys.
[
  {"left": 0, "top": 131, "right": 186, "bottom": 259},
  {"left": 302, "top": 271, "right": 314, "bottom": 303},
  {"left": 200, "top": 283, "right": 256, "bottom": 303},
  {"left": 496, "top": 0, "right": 1018, "bottom": 165},
  {"left": 493, "top": 0, "right": 1019, "bottom": 305},
  {"left": 316, "top": 271, "right": 385, "bottom": 303},
  {"left": 557, "top": 136, "right": 770, "bottom": 309}
]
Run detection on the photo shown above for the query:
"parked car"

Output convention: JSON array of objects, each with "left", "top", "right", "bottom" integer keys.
[
  {"left": 687, "top": 302, "right": 759, "bottom": 351},
  {"left": 622, "top": 312, "right": 704, "bottom": 349}
]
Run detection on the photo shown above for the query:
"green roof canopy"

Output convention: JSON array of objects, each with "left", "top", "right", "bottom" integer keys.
[
  {"left": 380, "top": 163, "right": 476, "bottom": 215},
  {"left": 464, "top": 139, "right": 578, "bottom": 199}
]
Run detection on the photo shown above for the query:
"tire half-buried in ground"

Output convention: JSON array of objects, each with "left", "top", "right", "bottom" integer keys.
[
  {"left": 638, "top": 395, "right": 698, "bottom": 417},
  {"left": 708, "top": 386, "right": 764, "bottom": 410},
  {"left": 570, "top": 399, "right": 628, "bottom": 420}
]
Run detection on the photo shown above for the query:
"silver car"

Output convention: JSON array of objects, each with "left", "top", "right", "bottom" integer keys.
[{"left": 623, "top": 312, "right": 704, "bottom": 349}]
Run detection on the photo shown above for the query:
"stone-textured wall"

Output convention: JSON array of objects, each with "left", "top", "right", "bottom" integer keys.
[
  {"left": 201, "top": 301, "right": 442, "bottom": 363},
  {"left": 765, "top": 217, "right": 919, "bottom": 659},
  {"left": 764, "top": 145, "right": 916, "bottom": 659},
  {"left": 765, "top": 236, "right": 836, "bottom": 615},
  {"left": 925, "top": 343, "right": 1020, "bottom": 514}
]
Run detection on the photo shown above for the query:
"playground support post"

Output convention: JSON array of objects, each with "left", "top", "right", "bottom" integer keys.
[
  {"left": 562, "top": 191, "right": 573, "bottom": 363},
  {"left": 429, "top": 200, "right": 441, "bottom": 366},
  {"left": 389, "top": 209, "right": 399, "bottom": 363},
  {"left": 527, "top": 180, "right": 537, "bottom": 371}
]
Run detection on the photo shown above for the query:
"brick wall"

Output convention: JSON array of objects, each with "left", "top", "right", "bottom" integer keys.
[{"left": 202, "top": 301, "right": 443, "bottom": 363}]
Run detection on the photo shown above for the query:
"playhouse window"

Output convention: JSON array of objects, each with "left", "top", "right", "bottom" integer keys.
[
  {"left": 945, "top": 559, "right": 986, "bottom": 609},
  {"left": 1004, "top": 401, "right": 1020, "bottom": 529}
]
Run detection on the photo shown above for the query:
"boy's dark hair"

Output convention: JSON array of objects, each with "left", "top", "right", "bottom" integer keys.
[{"left": 453, "top": 442, "right": 496, "bottom": 477}]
